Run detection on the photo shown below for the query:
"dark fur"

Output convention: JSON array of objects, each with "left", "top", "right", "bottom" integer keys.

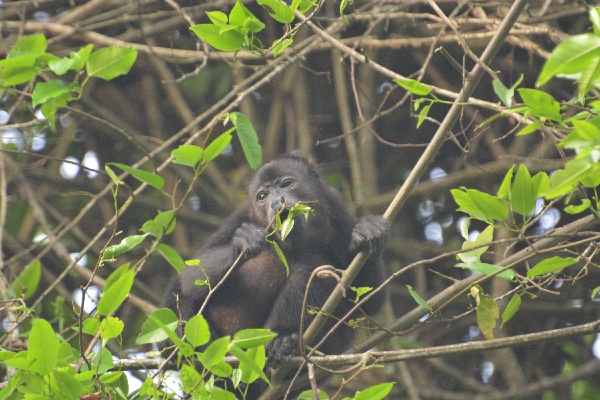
[{"left": 163, "top": 155, "right": 387, "bottom": 371}]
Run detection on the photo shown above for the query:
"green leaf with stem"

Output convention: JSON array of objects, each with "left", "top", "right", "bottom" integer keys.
[
  {"left": 86, "top": 46, "right": 137, "bottom": 80},
  {"left": 394, "top": 78, "right": 432, "bottom": 96},
  {"left": 527, "top": 256, "right": 578, "bottom": 278},
  {"left": 501, "top": 293, "right": 522, "bottom": 328},
  {"left": 109, "top": 162, "right": 164, "bottom": 190},
  {"left": 171, "top": 144, "right": 204, "bottom": 168},
  {"left": 406, "top": 285, "right": 432, "bottom": 312},
  {"left": 27, "top": 319, "right": 59, "bottom": 375},
  {"left": 97, "top": 266, "right": 135, "bottom": 316},
  {"left": 511, "top": 164, "right": 536, "bottom": 216},
  {"left": 229, "top": 112, "right": 262, "bottom": 169}
]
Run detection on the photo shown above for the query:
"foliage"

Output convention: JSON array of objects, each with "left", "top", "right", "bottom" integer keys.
[
  {"left": 0, "top": 34, "right": 136, "bottom": 126},
  {"left": 190, "top": 0, "right": 316, "bottom": 56}
]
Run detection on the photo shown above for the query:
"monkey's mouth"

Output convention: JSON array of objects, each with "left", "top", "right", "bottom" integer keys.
[{"left": 278, "top": 208, "right": 290, "bottom": 220}]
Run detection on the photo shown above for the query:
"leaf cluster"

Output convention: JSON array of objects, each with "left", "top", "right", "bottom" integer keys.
[{"left": 0, "top": 34, "right": 136, "bottom": 126}]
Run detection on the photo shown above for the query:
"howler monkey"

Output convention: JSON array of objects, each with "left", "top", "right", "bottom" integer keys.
[{"left": 163, "top": 155, "right": 387, "bottom": 362}]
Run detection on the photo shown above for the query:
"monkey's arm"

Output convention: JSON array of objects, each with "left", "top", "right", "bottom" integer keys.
[
  {"left": 350, "top": 215, "right": 388, "bottom": 256},
  {"left": 348, "top": 215, "right": 389, "bottom": 315}
]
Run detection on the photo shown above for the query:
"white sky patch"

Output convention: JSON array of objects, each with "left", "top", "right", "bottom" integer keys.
[
  {"left": 60, "top": 156, "right": 80, "bottom": 180},
  {"left": 82, "top": 150, "right": 100, "bottom": 179}
]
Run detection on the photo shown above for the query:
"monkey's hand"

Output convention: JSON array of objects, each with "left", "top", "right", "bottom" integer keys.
[
  {"left": 233, "top": 222, "right": 267, "bottom": 259},
  {"left": 265, "top": 332, "right": 299, "bottom": 363},
  {"left": 350, "top": 215, "right": 388, "bottom": 256}
]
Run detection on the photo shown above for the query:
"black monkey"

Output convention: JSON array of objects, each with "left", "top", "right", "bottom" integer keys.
[{"left": 163, "top": 156, "right": 387, "bottom": 362}]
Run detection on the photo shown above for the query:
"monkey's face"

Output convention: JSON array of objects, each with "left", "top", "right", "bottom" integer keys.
[{"left": 249, "top": 158, "right": 323, "bottom": 241}]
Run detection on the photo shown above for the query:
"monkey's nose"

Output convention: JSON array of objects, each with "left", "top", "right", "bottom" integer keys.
[{"left": 270, "top": 197, "right": 286, "bottom": 217}]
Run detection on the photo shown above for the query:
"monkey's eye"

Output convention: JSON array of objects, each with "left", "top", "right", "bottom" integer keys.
[
  {"left": 256, "top": 191, "right": 268, "bottom": 202},
  {"left": 280, "top": 179, "right": 294, "bottom": 188}
]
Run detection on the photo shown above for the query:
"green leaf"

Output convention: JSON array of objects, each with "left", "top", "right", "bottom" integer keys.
[
  {"left": 99, "top": 316, "right": 124, "bottom": 341},
  {"left": 12, "top": 260, "right": 41, "bottom": 300},
  {"left": 273, "top": 38, "right": 293, "bottom": 57},
  {"left": 451, "top": 188, "right": 508, "bottom": 223},
  {"left": 14, "top": 34, "right": 48, "bottom": 54},
  {"left": 109, "top": 162, "right": 164, "bottom": 190},
  {"left": 157, "top": 243, "right": 186, "bottom": 274},
  {"left": 70, "top": 44, "right": 93, "bottom": 71},
  {"left": 497, "top": 165, "right": 515, "bottom": 200},
  {"left": 211, "top": 360, "right": 234, "bottom": 378},
  {"left": 339, "top": 0, "right": 353, "bottom": 23},
  {"left": 459, "top": 217, "right": 470, "bottom": 241},
  {"left": 229, "top": 112, "right": 262, "bottom": 169},
  {"left": 82, "top": 317, "right": 101, "bottom": 336},
  {"left": 52, "top": 370, "right": 87, "bottom": 398},
  {"left": 354, "top": 382, "right": 395, "bottom": 400},
  {"left": 526, "top": 256, "right": 578, "bottom": 278},
  {"left": 27, "top": 319, "right": 60, "bottom": 375},
  {"left": 190, "top": 24, "right": 246, "bottom": 52},
  {"left": 516, "top": 119, "right": 542, "bottom": 136},
  {"left": 204, "top": 129, "right": 234, "bottom": 162},
  {"left": 86, "top": 46, "right": 137, "bottom": 80},
  {"left": 545, "top": 159, "right": 593, "bottom": 199},
  {"left": 102, "top": 233, "right": 148, "bottom": 260},
  {"left": 406, "top": 285, "right": 432, "bottom": 312},
  {"left": 455, "top": 262, "right": 515, "bottom": 281},
  {"left": 350, "top": 286, "right": 373, "bottom": 302},
  {"left": 180, "top": 364, "right": 203, "bottom": 395},
  {"left": 185, "top": 315, "right": 211, "bottom": 348},
  {"left": 230, "top": 344, "right": 270, "bottom": 384},
  {"left": 493, "top": 79, "right": 514, "bottom": 107},
  {"left": 206, "top": 11, "right": 228, "bottom": 26},
  {"left": 298, "top": 390, "right": 329, "bottom": 400},
  {"left": 201, "top": 336, "right": 231, "bottom": 369},
  {"left": 103, "top": 263, "right": 130, "bottom": 288},
  {"left": 0, "top": 66, "right": 39, "bottom": 86},
  {"left": 137, "top": 308, "right": 179, "bottom": 345},
  {"left": 416, "top": 103, "right": 431, "bottom": 128},
  {"left": 0, "top": 53, "right": 38, "bottom": 68},
  {"left": 537, "top": 33, "right": 600, "bottom": 87},
  {"left": 501, "top": 293, "right": 521, "bottom": 328},
  {"left": 477, "top": 295, "right": 499, "bottom": 340},
  {"left": 296, "top": 0, "right": 317, "bottom": 13},
  {"left": 229, "top": 0, "right": 250, "bottom": 26},
  {"left": 564, "top": 199, "right": 591, "bottom": 214},
  {"left": 511, "top": 164, "right": 536, "bottom": 216},
  {"left": 141, "top": 210, "right": 176, "bottom": 237},
  {"left": 233, "top": 329, "right": 277, "bottom": 349},
  {"left": 280, "top": 216, "right": 294, "bottom": 241},
  {"left": 97, "top": 266, "right": 135, "bottom": 316},
  {"left": 517, "top": 88, "right": 562, "bottom": 121},
  {"left": 105, "top": 165, "right": 122, "bottom": 185},
  {"left": 257, "top": 0, "right": 295, "bottom": 23},
  {"left": 531, "top": 171, "right": 550, "bottom": 198},
  {"left": 592, "top": 285, "right": 600, "bottom": 300},
  {"left": 171, "top": 144, "right": 204, "bottom": 168},
  {"left": 239, "top": 346, "right": 266, "bottom": 384},
  {"left": 394, "top": 78, "right": 431, "bottom": 96},
  {"left": 269, "top": 240, "right": 289, "bottom": 276},
  {"left": 31, "top": 80, "right": 74, "bottom": 107},
  {"left": 48, "top": 57, "right": 75, "bottom": 76},
  {"left": 576, "top": 55, "right": 600, "bottom": 95},
  {"left": 580, "top": 163, "right": 600, "bottom": 187},
  {"left": 457, "top": 225, "right": 494, "bottom": 264},
  {"left": 82, "top": 346, "right": 114, "bottom": 374}
]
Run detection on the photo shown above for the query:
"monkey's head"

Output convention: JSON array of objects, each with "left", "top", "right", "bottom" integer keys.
[{"left": 248, "top": 156, "right": 327, "bottom": 244}]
